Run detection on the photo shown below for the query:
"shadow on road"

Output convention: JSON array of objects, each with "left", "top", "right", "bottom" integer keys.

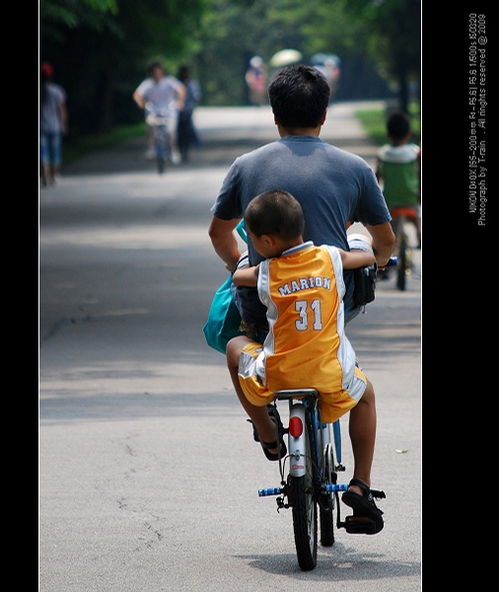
[{"left": 234, "top": 544, "right": 420, "bottom": 581}]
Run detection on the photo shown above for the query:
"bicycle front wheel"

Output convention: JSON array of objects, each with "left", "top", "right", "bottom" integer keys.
[
  {"left": 396, "top": 233, "right": 408, "bottom": 291},
  {"left": 289, "top": 422, "right": 317, "bottom": 571}
]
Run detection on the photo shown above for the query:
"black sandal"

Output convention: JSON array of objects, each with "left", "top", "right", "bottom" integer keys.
[
  {"left": 341, "top": 478, "right": 385, "bottom": 535},
  {"left": 247, "top": 404, "right": 287, "bottom": 461},
  {"left": 259, "top": 437, "right": 287, "bottom": 461}
]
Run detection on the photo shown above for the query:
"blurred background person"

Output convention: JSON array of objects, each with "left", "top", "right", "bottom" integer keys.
[
  {"left": 311, "top": 54, "right": 341, "bottom": 104},
  {"left": 40, "top": 62, "right": 68, "bottom": 187},
  {"left": 176, "top": 65, "right": 202, "bottom": 163},
  {"left": 133, "top": 61, "right": 186, "bottom": 163},
  {"left": 245, "top": 56, "right": 267, "bottom": 106}
]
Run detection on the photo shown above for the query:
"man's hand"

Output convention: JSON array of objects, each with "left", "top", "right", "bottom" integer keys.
[{"left": 366, "top": 222, "right": 396, "bottom": 267}]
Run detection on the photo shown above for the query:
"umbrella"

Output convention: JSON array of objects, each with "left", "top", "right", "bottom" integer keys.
[{"left": 269, "top": 49, "right": 303, "bottom": 68}]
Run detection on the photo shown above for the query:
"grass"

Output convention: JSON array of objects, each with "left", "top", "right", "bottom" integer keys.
[
  {"left": 63, "top": 122, "right": 147, "bottom": 165},
  {"left": 355, "top": 102, "right": 421, "bottom": 146}
]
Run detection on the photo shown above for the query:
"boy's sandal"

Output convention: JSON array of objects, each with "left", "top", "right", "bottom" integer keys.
[
  {"left": 260, "top": 437, "right": 287, "bottom": 462},
  {"left": 247, "top": 404, "right": 286, "bottom": 443},
  {"left": 247, "top": 404, "right": 288, "bottom": 461},
  {"left": 341, "top": 478, "right": 386, "bottom": 535}
]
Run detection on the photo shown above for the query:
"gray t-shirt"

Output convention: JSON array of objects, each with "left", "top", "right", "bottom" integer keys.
[
  {"left": 211, "top": 135, "right": 391, "bottom": 266},
  {"left": 41, "top": 83, "right": 66, "bottom": 134}
]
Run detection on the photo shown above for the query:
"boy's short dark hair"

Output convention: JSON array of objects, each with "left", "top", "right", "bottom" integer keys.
[
  {"left": 244, "top": 190, "right": 305, "bottom": 241},
  {"left": 268, "top": 65, "right": 330, "bottom": 128},
  {"left": 387, "top": 112, "right": 411, "bottom": 140}
]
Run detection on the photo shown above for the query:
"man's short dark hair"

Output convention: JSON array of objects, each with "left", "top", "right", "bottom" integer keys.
[
  {"left": 268, "top": 65, "right": 330, "bottom": 128},
  {"left": 244, "top": 190, "right": 305, "bottom": 241},
  {"left": 387, "top": 112, "right": 411, "bottom": 140},
  {"left": 148, "top": 61, "right": 164, "bottom": 75}
]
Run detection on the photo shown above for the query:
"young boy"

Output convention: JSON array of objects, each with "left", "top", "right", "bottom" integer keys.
[
  {"left": 226, "top": 189, "right": 384, "bottom": 533},
  {"left": 376, "top": 112, "right": 421, "bottom": 248}
]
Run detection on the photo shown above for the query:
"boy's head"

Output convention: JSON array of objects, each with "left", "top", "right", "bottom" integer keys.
[
  {"left": 268, "top": 65, "right": 330, "bottom": 129},
  {"left": 244, "top": 190, "right": 305, "bottom": 257},
  {"left": 386, "top": 112, "right": 412, "bottom": 143}
]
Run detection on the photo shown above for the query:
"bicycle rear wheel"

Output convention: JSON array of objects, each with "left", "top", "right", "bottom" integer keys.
[{"left": 289, "top": 420, "right": 317, "bottom": 571}]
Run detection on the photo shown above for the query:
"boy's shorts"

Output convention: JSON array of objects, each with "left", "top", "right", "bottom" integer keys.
[{"left": 238, "top": 341, "right": 368, "bottom": 424}]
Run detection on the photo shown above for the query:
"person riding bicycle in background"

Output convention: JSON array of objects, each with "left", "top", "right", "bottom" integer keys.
[
  {"left": 375, "top": 112, "right": 421, "bottom": 250},
  {"left": 226, "top": 190, "right": 384, "bottom": 534},
  {"left": 133, "top": 61, "right": 186, "bottom": 164}
]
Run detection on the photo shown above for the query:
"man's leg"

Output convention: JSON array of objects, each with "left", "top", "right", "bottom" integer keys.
[
  {"left": 226, "top": 336, "right": 279, "bottom": 452},
  {"left": 347, "top": 379, "right": 376, "bottom": 493}
]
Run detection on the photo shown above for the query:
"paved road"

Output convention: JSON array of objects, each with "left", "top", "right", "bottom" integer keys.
[{"left": 40, "top": 102, "right": 421, "bottom": 591}]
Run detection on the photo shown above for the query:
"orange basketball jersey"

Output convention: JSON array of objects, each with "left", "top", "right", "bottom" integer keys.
[{"left": 255, "top": 241, "right": 358, "bottom": 393}]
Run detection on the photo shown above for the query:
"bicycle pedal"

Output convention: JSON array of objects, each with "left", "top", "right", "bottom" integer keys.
[{"left": 343, "top": 515, "right": 377, "bottom": 535}]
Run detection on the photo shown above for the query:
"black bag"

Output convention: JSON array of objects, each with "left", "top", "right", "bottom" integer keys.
[{"left": 352, "top": 264, "right": 377, "bottom": 307}]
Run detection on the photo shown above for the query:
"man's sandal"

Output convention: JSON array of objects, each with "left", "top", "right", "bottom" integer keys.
[{"left": 341, "top": 478, "right": 386, "bottom": 535}]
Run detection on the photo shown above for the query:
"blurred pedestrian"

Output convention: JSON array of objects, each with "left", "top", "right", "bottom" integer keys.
[
  {"left": 245, "top": 56, "right": 267, "bottom": 106},
  {"left": 133, "top": 61, "right": 186, "bottom": 163},
  {"left": 40, "top": 62, "right": 68, "bottom": 186},
  {"left": 176, "top": 65, "right": 202, "bottom": 163}
]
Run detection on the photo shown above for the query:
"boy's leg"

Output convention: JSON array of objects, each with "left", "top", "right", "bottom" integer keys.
[
  {"left": 226, "top": 336, "right": 279, "bottom": 452},
  {"left": 347, "top": 378, "right": 376, "bottom": 493}
]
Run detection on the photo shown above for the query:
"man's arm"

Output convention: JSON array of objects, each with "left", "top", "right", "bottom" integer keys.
[
  {"left": 365, "top": 222, "right": 396, "bottom": 267},
  {"left": 132, "top": 90, "right": 145, "bottom": 109},
  {"left": 59, "top": 101, "right": 68, "bottom": 135},
  {"left": 175, "top": 83, "right": 187, "bottom": 111},
  {"left": 208, "top": 216, "right": 242, "bottom": 272}
]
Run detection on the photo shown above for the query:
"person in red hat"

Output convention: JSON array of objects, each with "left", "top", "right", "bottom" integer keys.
[{"left": 40, "top": 62, "right": 68, "bottom": 186}]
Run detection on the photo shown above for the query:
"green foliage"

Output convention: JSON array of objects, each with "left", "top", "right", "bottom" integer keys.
[
  {"left": 355, "top": 102, "right": 421, "bottom": 147},
  {"left": 42, "top": 0, "right": 206, "bottom": 134}
]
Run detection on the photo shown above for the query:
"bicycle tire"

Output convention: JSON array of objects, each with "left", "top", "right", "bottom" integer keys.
[
  {"left": 396, "top": 234, "right": 407, "bottom": 291},
  {"left": 289, "top": 420, "right": 317, "bottom": 571},
  {"left": 319, "top": 443, "right": 335, "bottom": 546},
  {"left": 157, "top": 157, "right": 165, "bottom": 174}
]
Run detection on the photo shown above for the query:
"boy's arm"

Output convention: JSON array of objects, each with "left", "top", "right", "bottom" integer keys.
[
  {"left": 338, "top": 248, "right": 376, "bottom": 269},
  {"left": 232, "top": 264, "right": 259, "bottom": 287}
]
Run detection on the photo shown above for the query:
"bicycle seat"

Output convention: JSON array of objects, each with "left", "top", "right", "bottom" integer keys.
[{"left": 274, "top": 389, "right": 319, "bottom": 401}]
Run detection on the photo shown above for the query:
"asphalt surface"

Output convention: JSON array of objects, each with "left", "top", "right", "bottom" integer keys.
[{"left": 40, "top": 102, "right": 421, "bottom": 591}]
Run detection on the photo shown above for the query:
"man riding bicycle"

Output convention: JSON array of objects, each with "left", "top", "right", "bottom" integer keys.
[
  {"left": 208, "top": 65, "right": 395, "bottom": 533},
  {"left": 133, "top": 61, "right": 186, "bottom": 164}
]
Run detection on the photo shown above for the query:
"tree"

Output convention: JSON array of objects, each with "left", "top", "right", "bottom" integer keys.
[
  {"left": 338, "top": 0, "right": 421, "bottom": 113},
  {"left": 41, "top": 0, "right": 206, "bottom": 134}
]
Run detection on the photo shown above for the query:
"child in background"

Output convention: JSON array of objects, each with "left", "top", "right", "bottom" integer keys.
[{"left": 376, "top": 112, "right": 421, "bottom": 249}]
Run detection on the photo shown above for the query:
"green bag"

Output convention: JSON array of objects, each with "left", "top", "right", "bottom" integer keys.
[{"left": 203, "top": 221, "right": 247, "bottom": 354}]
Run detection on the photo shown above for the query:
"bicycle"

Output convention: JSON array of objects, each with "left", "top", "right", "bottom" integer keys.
[
  {"left": 390, "top": 206, "right": 420, "bottom": 291},
  {"left": 257, "top": 390, "right": 386, "bottom": 571},
  {"left": 145, "top": 102, "right": 173, "bottom": 174}
]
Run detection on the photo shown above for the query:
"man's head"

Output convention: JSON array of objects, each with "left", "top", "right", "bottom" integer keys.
[
  {"left": 148, "top": 61, "right": 165, "bottom": 81},
  {"left": 244, "top": 190, "right": 305, "bottom": 258},
  {"left": 386, "top": 112, "right": 412, "bottom": 143},
  {"left": 268, "top": 65, "right": 330, "bottom": 130}
]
